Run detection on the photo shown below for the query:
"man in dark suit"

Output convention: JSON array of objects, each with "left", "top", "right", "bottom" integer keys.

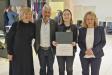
[{"left": 34, "top": 4, "right": 57, "bottom": 75}]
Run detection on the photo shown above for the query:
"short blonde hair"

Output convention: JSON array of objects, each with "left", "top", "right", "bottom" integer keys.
[
  {"left": 82, "top": 11, "right": 98, "bottom": 28},
  {"left": 19, "top": 7, "right": 33, "bottom": 20}
]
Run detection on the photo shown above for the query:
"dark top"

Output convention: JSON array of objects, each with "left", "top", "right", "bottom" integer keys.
[
  {"left": 78, "top": 26, "right": 106, "bottom": 58},
  {"left": 6, "top": 21, "right": 35, "bottom": 75},
  {"left": 57, "top": 24, "right": 78, "bottom": 55}
]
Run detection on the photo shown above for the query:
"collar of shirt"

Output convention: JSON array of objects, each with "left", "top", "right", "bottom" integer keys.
[{"left": 42, "top": 19, "right": 50, "bottom": 25}]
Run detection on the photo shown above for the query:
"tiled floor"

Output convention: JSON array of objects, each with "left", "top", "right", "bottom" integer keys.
[{"left": 0, "top": 35, "right": 112, "bottom": 75}]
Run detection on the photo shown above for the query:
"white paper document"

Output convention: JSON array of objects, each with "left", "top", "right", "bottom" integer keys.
[{"left": 56, "top": 44, "right": 73, "bottom": 56}]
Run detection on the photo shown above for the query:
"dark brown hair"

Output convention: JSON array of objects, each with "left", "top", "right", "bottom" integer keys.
[{"left": 62, "top": 9, "right": 73, "bottom": 25}]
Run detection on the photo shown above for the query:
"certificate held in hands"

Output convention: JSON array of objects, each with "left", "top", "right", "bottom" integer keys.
[{"left": 56, "top": 32, "right": 73, "bottom": 56}]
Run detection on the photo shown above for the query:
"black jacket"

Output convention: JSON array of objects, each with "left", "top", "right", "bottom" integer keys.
[{"left": 78, "top": 26, "right": 106, "bottom": 58}]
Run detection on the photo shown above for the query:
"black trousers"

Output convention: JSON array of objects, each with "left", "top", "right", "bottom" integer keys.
[
  {"left": 57, "top": 56, "right": 75, "bottom": 75},
  {"left": 80, "top": 57, "right": 102, "bottom": 75},
  {"left": 9, "top": 61, "right": 13, "bottom": 75},
  {"left": 38, "top": 47, "right": 55, "bottom": 75}
]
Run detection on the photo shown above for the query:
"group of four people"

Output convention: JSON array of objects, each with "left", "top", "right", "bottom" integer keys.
[{"left": 6, "top": 4, "right": 106, "bottom": 75}]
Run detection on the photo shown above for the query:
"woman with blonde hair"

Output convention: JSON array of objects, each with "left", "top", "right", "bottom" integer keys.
[
  {"left": 7, "top": 7, "right": 35, "bottom": 75},
  {"left": 78, "top": 11, "right": 106, "bottom": 75}
]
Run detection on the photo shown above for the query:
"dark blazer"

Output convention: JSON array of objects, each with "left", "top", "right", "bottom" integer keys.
[
  {"left": 34, "top": 18, "right": 57, "bottom": 54},
  {"left": 78, "top": 26, "right": 106, "bottom": 58},
  {"left": 57, "top": 24, "right": 78, "bottom": 54}
]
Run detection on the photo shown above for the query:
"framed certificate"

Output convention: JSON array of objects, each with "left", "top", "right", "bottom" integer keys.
[
  {"left": 56, "top": 44, "right": 73, "bottom": 56},
  {"left": 56, "top": 32, "right": 73, "bottom": 56}
]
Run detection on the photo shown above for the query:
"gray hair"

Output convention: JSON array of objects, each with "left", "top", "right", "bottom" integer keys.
[{"left": 42, "top": 4, "right": 51, "bottom": 11}]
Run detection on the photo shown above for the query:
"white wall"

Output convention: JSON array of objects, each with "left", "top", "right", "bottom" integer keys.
[
  {"left": 75, "top": 0, "right": 112, "bottom": 21},
  {"left": 75, "top": 0, "right": 97, "bottom": 6},
  {"left": 96, "top": 0, "right": 112, "bottom": 21},
  {"left": 10, "top": 0, "right": 27, "bottom": 6}
]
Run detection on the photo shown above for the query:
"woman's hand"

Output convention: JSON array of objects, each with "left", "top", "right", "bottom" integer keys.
[
  {"left": 85, "top": 49, "right": 94, "bottom": 55},
  {"left": 8, "top": 54, "right": 13, "bottom": 61},
  {"left": 52, "top": 41, "right": 58, "bottom": 46},
  {"left": 72, "top": 42, "right": 76, "bottom": 46}
]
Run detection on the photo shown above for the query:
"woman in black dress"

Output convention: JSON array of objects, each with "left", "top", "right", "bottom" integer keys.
[{"left": 7, "top": 7, "right": 35, "bottom": 75}]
